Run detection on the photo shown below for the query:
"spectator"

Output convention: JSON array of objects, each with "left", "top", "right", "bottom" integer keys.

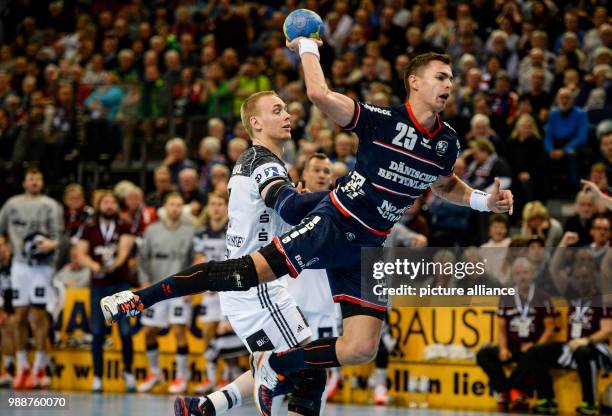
[
  {"left": 596, "top": 129, "right": 612, "bottom": 182},
  {"left": 466, "top": 114, "right": 501, "bottom": 151},
  {"left": 121, "top": 186, "right": 157, "bottom": 238},
  {"left": 54, "top": 245, "right": 90, "bottom": 288},
  {"left": 423, "top": 2, "right": 455, "bottom": 49},
  {"left": 226, "top": 138, "right": 249, "bottom": 172},
  {"left": 564, "top": 191, "right": 596, "bottom": 247},
  {"left": 488, "top": 71, "right": 518, "bottom": 139},
  {"left": 139, "top": 65, "right": 169, "bottom": 144},
  {"left": 178, "top": 168, "right": 206, "bottom": 217},
  {"left": 506, "top": 114, "right": 547, "bottom": 212},
  {"left": 575, "top": 64, "right": 612, "bottom": 125},
  {"left": 196, "top": 137, "right": 224, "bottom": 192},
  {"left": 544, "top": 87, "right": 589, "bottom": 191},
  {"left": 145, "top": 166, "right": 175, "bottom": 210},
  {"left": 480, "top": 214, "right": 512, "bottom": 285},
  {"left": 331, "top": 132, "right": 356, "bottom": 170},
  {"left": 520, "top": 201, "right": 563, "bottom": 247},
  {"left": 230, "top": 58, "right": 271, "bottom": 119},
  {"left": 162, "top": 137, "right": 196, "bottom": 185}
]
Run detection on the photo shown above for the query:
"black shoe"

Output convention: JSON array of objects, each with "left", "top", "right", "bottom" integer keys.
[
  {"left": 576, "top": 402, "right": 597, "bottom": 416},
  {"left": 174, "top": 396, "right": 215, "bottom": 416}
]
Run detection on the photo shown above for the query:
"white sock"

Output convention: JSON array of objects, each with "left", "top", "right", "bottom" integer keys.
[
  {"left": 375, "top": 368, "right": 387, "bottom": 388},
  {"left": 3, "top": 355, "right": 14, "bottom": 370},
  {"left": 146, "top": 349, "right": 160, "bottom": 376},
  {"left": 205, "top": 381, "right": 242, "bottom": 414},
  {"left": 206, "top": 361, "right": 217, "bottom": 384},
  {"left": 33, "top": 352, "right": 45, "bottom": 373},
  {"left": 176, "top": 353, "right": 188, "bottom": 380},
  {"left": 16, "top": 351, "right": 28, "bottom": 371}
]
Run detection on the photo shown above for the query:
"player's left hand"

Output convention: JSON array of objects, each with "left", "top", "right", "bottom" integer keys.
[
  {"left": 285, "top": 37, "right": 323, "bottom": 54},
  {"left": 487, "top": 177, "right": 514, "bottom": 215}
]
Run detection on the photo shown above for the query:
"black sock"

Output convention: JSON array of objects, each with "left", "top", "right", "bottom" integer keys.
[
  {"left": 135, "top": 256, "right": 259, "bottom": 308},
  {"left": 270, "top": 338, "right": 340, "bottom": 375}
]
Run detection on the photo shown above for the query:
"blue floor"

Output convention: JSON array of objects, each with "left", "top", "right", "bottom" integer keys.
[{"left": 0, "top": 390, "right": 509, "bottom": 415}]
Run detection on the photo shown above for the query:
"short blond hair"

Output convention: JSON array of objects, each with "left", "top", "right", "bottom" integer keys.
[
  {"left": 240, "top": 91, "right": 279, "bottom": 138},
  {"left": 522, "top": 201, "right": 549, "bottom": 222}
]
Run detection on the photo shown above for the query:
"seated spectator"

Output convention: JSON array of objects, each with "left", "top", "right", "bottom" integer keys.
[
  {"left": 476, "top": 257, "right": 555, "bottom": 412},
  {"left": 331, "top": 132, "right": 356, "bottom": 170},
  {"left": 588, "top": 163, "right": 610, "bottom": 215},
  {"left": 465, "top": 114, "right": 501, "bottom": 151},
  {"left": 507, "top": 114, "right": 547, "bottom": 212},
  {"left": 140, "top": 65, "right": 170, "bottom": 144},
  {"left": 544, "top": 87, "right": 589, "bottom": 191},
  {"left": 178, "top": 168, "right": 206, "bottom": 217},
  {"left": 121, "top": 186, "right": 158, "bottom": 238},
  {"left": 575, "top": 64, "right": 612, "bottom": 125},
  {"left": 55, "top": 245, "right": 91, "bottom": 288},
  {"left": 208, "top": 164, "right": 230, "bottom": 194},
  {"left": 145, "top": 166, "right": 175, "bottom": 210},
  {"left": 595, "top": 127, "right": 612, "bottom": 182},
  {"left": 226, "top": 138, "right": 249, "bottom": 171},
  {"left": 457, "top": 247, "right": 501, "bottom": 290},
  {"left": 564, "top": 191, "right": 596, "bottom": 247},
  {"left": 163, "top": 137, "right": 197, "bottom": 185},
  {"left": 487, "top": 71, "right": 518, "bottom": 139},
  {"left": 520, "top": 201, "right": 563, "bottom": 247},
  {"left": 196, "top": 136, "right": 225, "bottom": 192},
  {"left": 480, "top": 214, "right": 512, "bottom": 285},
  {"left": 529, "top": 261, "right": 612, "bottom": 415}
]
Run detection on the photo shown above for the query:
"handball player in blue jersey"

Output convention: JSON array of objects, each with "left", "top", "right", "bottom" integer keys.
[{"left": 102, "top": 39, "right": 513, "bottom": 415}]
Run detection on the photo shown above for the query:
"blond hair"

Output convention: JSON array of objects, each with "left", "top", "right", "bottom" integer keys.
[
  {"left": 240, "top": 91, "right": 279, "bottom": 138},
  {"left": 522, "top": 201, "right": 549, "bottom": 222},
  {"left": 511, "top": 114, "right": 541, "bottom": 140}
]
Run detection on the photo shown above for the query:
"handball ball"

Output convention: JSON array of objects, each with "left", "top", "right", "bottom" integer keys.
[{"left": 283, "top": 9, "right": 324, "bottom": 41}]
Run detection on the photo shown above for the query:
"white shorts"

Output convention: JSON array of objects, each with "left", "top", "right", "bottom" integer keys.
[
  {"left": 11, "top": 262, "right": 54, "bottom": 308},
  {"left": 199, "top": 292, "right": 222, "bottom": 323},
  {"left": 141, "top": 297, "right": 192, "bottom": 328},
  {"left": 226, "top": 285, "right": 312, "bottom": 353},
  {"left": 303, "top": 311, "right": 339, "bottom": 340}
]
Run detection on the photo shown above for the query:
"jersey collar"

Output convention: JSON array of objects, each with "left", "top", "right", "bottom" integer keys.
[{"left": 404, "top": 102, "right": 442, "bottom": 139}]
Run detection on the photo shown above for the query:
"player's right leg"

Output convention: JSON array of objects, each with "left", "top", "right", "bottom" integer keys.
[{"left": 100, "top": 252, "right": 278, "bottom": 325}]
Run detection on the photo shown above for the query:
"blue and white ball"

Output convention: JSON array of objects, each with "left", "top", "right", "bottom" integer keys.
[{"left": 283, "top": 9, "right": 324, "bottom": 41}]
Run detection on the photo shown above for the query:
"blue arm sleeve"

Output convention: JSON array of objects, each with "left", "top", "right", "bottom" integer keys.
[{"left": 264, "top": 182, "right": 328, "bottom": 226}]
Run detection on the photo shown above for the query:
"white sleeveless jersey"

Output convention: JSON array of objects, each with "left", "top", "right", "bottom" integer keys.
[{"left": 220, "top": 145, "right": 294, "bottom": 316}]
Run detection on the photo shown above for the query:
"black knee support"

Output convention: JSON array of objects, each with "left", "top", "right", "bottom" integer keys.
[
  {"left": 288, "top": 368, "right": 327, "bottom": 416},
  {"left": 174, "top": 255, "right": 259, "bottom": 294}
]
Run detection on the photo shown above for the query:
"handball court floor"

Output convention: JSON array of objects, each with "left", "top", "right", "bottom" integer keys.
[{"left": 0, "top": 390, "right": 509, "bottom": 416}]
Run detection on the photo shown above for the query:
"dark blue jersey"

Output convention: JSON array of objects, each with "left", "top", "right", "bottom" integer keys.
[{"left": 331, "top": 101, "right": 460, "bottom": 233}]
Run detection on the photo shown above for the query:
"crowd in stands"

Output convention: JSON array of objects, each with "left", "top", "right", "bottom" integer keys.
[{"left": 0, "top": 0, "right": 611, "bottom": 413}]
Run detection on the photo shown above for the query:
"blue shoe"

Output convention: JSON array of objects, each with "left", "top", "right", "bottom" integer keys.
[
  {"left": 174, "top": 396, "right": 212, "bottom": 416},
  {"left": 251, "top": 351, "right": 286, "bottom": 416}
]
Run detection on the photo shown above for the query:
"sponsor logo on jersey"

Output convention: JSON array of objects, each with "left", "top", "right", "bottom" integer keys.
[
  {"left": 232, "top": 163, "right": 242, "bottom": 174},
  {"left": 363, "top": 103, "right": 391, "bottom": 116},
  {"left": 376, "top": 200, "right": 406, "bottom": 222},
  {"left": 421, "top": 136, "right": 432, "bottom": 149},
  {"left": 226, "top": 234, "right": 245, "bottom": 248},
  {"left": 436, "top": 140, "right": 448, "bottom": 156},
  {"left": 346, "top": 232, "right": 356, "bottom": 241},
  {"left": 281, "top": 216, "right": 321, "bottom": 244}
]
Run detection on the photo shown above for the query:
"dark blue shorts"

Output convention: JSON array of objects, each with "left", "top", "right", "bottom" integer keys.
[{"left": 273, "top": 195, "right": 388, "bottom": 311}]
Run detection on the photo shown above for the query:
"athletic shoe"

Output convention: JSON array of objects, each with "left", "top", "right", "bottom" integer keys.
[
  {"left": 373, "top": 384, "right": 390, "bottom": 405},
  {"left": 576, "top": 402, "right": 598, "bottom": 416},
  {"left": 31, "top": 370, "right": 51, "bottom": 389},
  {"left": 124, "top": 371, "right": 136, "bottom": 393},
  {"left": 92, "top": 376, "right": 103, "bottom": 393},
  {"left": 174, "top": 396, "right": 215, "bottom": 416},
  {"left": 0, "top": 371, "right": 13, "bottom": 388},
  {"left": 531, "top": 398, "right": 558, "bottom": 415},
  {"left": 251, "top": 351, "right": 286, "bottom": 416},
  {"left": 100, "top": 291, "right": 144, "bottom": 325},
  {"left": 168, "top": 378, "right": 188, "bottom": 394},
  {"left": 495, "top": 391, "right": 508, "bottom": 412},
  {"left": 13, "top": 368, "right": 30, "bottom": 389},
  {"left": 137, "top": 373, "right": 165, "bottom": 393},
  {"left": 325, "top": 369, "right": 340, "bottom": 401},
  {"left": 509, "top": 392, "right": 529, "bottom": 412},
  {"left": 193, "top": 380, "right": 215, "bottom": 395}
]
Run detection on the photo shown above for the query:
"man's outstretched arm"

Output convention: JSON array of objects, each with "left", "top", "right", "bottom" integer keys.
[
  {"left": 287, "top": 38, "right": 355, "bottom": 128},
  {"left": 430, "top": 174, "right": 514, "bottom": 215}
]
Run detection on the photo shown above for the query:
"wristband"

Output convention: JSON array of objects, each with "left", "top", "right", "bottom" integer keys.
[
  {"left": 298, "top": 38, "right": 320, "bottom": 60},
  {"left": 470, "top": 190, "right": 491, "bottom": 212}
]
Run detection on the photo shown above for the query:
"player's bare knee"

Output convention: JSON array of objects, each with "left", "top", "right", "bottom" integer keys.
[{"left": 340, "top": 336, "right": 378, "bottom": 364}]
